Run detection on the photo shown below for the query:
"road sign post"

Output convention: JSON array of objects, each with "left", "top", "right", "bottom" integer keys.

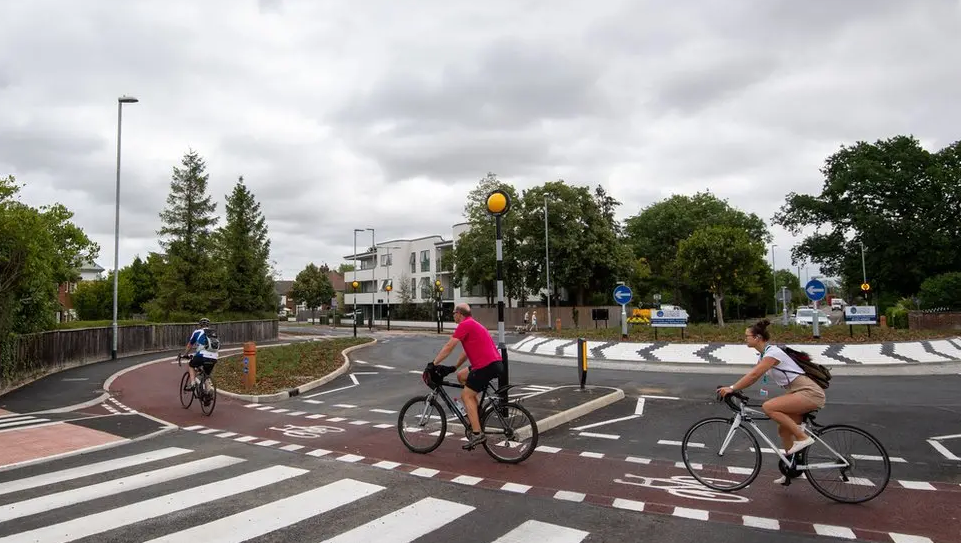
[
  {"left": 486, "top": 189, "right": 511, "bottom": 409},
  {"left": 613, "top": 283, "right": 633, "bottom": 340},
  {"left": 804, "top": 279, "right": 827, "bottom": 339}
]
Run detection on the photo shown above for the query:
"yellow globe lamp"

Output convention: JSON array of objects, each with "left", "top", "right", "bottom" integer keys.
[
  {"left": 351, "top": 281, "right": 359, "bottom": 289},
  {"left": 435, "top": 279, "right": 441, "bottom": 288},
  {"left": 486, "top": 189, "right": 511, "bottom": 216},
  {"left": 385, "top": 284, "right": 392, "bottom": 292}
]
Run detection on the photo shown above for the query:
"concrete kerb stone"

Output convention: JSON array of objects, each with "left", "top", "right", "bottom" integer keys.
[
  {"left": 443, "top": 385, "right": 624, "bottom": 436},
  {"left": 217, "top": 337, "right": 378, "bottom": 404}
]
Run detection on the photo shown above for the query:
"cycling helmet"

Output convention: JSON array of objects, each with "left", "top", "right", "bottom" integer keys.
[{"left": 199, "top": 318, "right": 210, "bottom": 327}]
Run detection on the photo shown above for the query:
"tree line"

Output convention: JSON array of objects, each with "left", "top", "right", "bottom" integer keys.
[
  {"left": 40, "top": 149, "right": 279, "bottom": 326},
  {"left": 452, "top": 135, "right": 961, "bottom": 325}
]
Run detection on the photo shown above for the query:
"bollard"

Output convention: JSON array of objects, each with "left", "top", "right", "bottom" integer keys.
[
  {"left": 555, "top": 317, "right": 561, "bottom": 331},
  {"left": 243, "top": 341, "right": 257, "bottom": 390},
  {"left": 577, "top": 338, "right": 588, "bottom": 390}
]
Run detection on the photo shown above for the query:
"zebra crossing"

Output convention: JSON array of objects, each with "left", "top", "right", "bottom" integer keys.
[
  {"left": 0, "top": 443, "right": 595, "bottom": 542},
  {"left": 0, "top": 412, "right": 54, "bottom": 432}
]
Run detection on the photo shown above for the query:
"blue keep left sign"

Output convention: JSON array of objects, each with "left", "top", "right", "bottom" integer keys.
[{"left": 613, "top": 284, "right": 633, "bottom": 305}]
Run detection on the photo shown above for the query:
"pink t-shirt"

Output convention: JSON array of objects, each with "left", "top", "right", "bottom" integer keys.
[{"left": 453, "top": 316, "right": 501, "bottom": 370}]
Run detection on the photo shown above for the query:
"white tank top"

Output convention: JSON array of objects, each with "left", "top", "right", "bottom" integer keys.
[{"left": 759, "top": 345, "right": 805, "bottom": 388}]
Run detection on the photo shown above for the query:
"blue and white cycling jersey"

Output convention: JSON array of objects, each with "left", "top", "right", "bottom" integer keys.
[{"left": 188, "top": 328, "right": 219, "bottom": 360}]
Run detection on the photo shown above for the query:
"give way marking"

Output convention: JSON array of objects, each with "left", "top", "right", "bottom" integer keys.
[
  {"left": 927, "top": 433, "right": 961, "bottom": 461},
  {"left": 571, "top": 398, "right": 645, "bottom": 440}
]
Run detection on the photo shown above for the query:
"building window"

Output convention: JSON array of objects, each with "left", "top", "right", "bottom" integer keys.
[
  {"left": 381, "top": 254, "right": 392, "bottom": 267},
  {"left": 419, "top": 277, "right": 432, "bottom": 299},
  {"left": 411, "top": 278, "right": 417, "bottom": 297},
  {"left": 409, "top": 252, "right": 416, "bottom": 274},
  {"left": 420, "top": 250, "right": 430, "bottom": 272}
]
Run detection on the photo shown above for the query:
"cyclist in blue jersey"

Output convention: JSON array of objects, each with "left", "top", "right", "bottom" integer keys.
[{"left": 179, "top": 318, "right": 220, "bottom": 390}]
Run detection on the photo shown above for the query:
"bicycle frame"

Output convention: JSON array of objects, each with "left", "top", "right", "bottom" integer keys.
[
  {"left": 418, "top": 377, "right": 529, "bottom": 441},
  {"left": 720, "top": 400, "right": 850, "bottom": 472}
]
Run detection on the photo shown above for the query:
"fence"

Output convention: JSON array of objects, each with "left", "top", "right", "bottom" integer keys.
[
  {"left": 908, "top": 310, "right": 961, "bottom": 330},
  {"left": 1, "top": 319, "right": 279, "bottom": 392}
]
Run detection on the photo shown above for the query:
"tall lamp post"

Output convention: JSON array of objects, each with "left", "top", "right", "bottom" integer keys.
[
  {"left": 352, "top": 228, "right": 363, "bottom": 337},
  {"left": 770, "top": 244, "right": 778, "bottom": 316},
  {"left": 486, "top": 189, "right": 510, "bottom": 407},
  {"left": 378, "top": 244, "right": 401, "bottom": 331},
  {"left": 112, "top": 95, "right": 138, "bottom": 360},
  {"left": 544, "top": 193, "right": 551, "bottom": 325},
  {"left": 366, "top": 228, "right": 375, "bottom": 330},
  {"left": 434, "top": 279, "right": 443, "bottom": 334}
]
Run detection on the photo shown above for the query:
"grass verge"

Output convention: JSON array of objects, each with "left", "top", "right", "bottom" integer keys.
[
  {"left": 215, "top": 337, "right": 373, "bottom": 395},
  {"left": 538, "top": 323, "right": 959, "bottom": 344}
]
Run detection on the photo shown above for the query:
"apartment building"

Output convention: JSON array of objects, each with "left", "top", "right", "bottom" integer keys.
[{"left": 343, "top": 222, "right": 556, "bottom": 321}]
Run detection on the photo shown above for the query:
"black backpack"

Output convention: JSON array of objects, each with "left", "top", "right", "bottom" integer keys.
[
  {"left": 203, "top": 328, "right": 221, "bottom": 351},
  {"left": 776, "top": 344, "right": 831, "bottom": 389}
]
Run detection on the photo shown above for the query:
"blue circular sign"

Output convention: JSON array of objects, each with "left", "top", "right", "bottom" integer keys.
[
  {"left": 804, "top": 279, "right": 827, "bottom": 302},
  {"left": 613, "top": 285, "right": 633, "bottom": 305}
]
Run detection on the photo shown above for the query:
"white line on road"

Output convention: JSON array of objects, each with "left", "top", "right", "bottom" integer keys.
[
  {"left": 640, "top": 395, "right": 680, "bottom": 400},
  {"left": 635, "top": 397, "right": 645, "bottom": 415},
  {"left": 577, "top": 432, "right": 620, "bottom": 440},
  {"left": 927, "top": 439, "right": 960, "bottom": 461},
  {"left": 930, "top": 433, "right": 961, "bottom": 440},
  {"left": 304, "top": 385, "right": 355, "bottom": 398},
  {"left": 349, "top": 373, "right": 360, "bottom": 385},
  {"left": 571, "top": 415, "right": 639, "bottom": 431},
  {"left": 373, "top": 364, "right": 395, "bottom": 370},
  {"left": 370, "top": 409, "right": 397, "bottom": 414}
]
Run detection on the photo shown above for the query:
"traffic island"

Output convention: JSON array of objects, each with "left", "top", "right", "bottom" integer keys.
[{"left": 215, "top": 337, "right": 376, "bottom": 403}]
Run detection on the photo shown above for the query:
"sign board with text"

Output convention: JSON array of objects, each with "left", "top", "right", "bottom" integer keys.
[
  {"left": 651, "top": 309, "right": 689, "bottom": 328},
  {"left": 844, "top": 305, "right": 877, "bottom": 325}
]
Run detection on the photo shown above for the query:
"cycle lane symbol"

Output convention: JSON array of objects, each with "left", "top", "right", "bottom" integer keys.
[
  {"left": 613, "top": 474, "right": 751, "bottom": 503},
  {"left": 269, "top": 424, "right": 346, "bottom": 439}
]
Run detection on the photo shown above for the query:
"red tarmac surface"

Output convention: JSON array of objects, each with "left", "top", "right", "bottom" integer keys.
[{"left": 112, "top": 358, "right": 961, "bottom": 543}]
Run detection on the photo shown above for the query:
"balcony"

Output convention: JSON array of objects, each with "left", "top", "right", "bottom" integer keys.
[{"left": 344, "top": 268, "right": 374, "bottom": 284}]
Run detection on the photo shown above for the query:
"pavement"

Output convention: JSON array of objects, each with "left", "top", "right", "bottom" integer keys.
[{"left": 3, "top": 326, "right": 961, "bottom": 542}]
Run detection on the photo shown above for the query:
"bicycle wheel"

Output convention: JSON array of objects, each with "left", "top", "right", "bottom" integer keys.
[
  {"left": 681, "top": 417, "right": 762, "bottom": 491},
  {"left": 803, "top": 424, "right": 891, "bottom": 503},
  {"left": 179, "top": 372, "right": 194, "bottom": 408},
  {"left": 480, "top": 402, "right": 539, "bottom": 464},
  {"left": 201, "top": 378, "right": 217, "bottom": 416},
  {"left": 397, "top": 395, "right": 447, "bottom": 454}
]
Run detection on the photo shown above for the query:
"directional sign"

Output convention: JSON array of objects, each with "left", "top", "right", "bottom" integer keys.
[
  {"left": 613, "top": 284, "right": 633, "bottom": 306},
  {"left": 861, "top": 282, "right": 871, "bottom": 291},
  {"left": 804, "top": 279, "right": 826, "bottom": 302}
]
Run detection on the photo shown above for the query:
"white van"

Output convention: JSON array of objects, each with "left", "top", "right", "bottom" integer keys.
[{"left": 830, "top": 298, "right": 845, "bottom": 310}]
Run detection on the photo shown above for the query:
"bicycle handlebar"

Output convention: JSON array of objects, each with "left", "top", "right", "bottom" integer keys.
[{"left": 717, "top": 386, "right": 750, "bottom": 411}]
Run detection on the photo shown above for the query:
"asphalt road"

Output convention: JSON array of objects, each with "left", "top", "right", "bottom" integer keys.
[{"left": 0, "top": 429, "right": 832, "bottom": 543}]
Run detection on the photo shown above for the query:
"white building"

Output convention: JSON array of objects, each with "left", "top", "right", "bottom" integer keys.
[{"left": 342, "top": 222, "right": 555, "bottom": 321}]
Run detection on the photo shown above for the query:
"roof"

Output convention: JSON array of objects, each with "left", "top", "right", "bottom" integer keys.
[{"left": 274, "top": 280, "right": 294, "bottom": 295}]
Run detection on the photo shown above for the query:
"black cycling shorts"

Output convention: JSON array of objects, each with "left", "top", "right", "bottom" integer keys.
[
  {"left": 189, "top": 354, "right": 216, "bottom": 374},
  {"left": 465, "top": 360, "right": 504, "bottom": 393}
]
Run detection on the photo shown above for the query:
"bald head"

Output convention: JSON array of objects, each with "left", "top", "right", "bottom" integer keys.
[{"left": 454, "top": 303, "right": 471, "bottom": 317}]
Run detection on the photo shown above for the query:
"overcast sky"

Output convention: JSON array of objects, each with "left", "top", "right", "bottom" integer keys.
[{"left": 2, "top": 1, "right": 959, "bottom": 286}]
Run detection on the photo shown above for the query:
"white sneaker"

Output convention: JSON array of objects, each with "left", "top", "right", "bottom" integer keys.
[
  {"left": 774, "top": 476, "right": 787, "bottom": 484},
  {"left": 787, "top": 437, "right": 815, "bottom": 455}
]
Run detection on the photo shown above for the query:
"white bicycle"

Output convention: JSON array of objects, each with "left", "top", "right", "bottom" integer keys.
[{"left": 680, "top": 389, "right": 891, "bottom": 504}]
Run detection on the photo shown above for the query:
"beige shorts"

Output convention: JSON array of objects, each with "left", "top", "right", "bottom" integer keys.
[{"left": 786, "top": 374, "right": 826, "bottom": 409}]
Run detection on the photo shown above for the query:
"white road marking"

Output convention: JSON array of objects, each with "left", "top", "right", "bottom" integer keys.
[
  {"left": 571, "top": 415, "right": 638, "bottom": 431},
  {"left": 577, "top": 432, "right": 619, "bottom": 440}
]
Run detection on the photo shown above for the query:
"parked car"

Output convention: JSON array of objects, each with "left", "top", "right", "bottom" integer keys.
[
  {"left": 830, "top": 298, "right": 846, "bottom": 310},
  {"left": 794, "top": 307, "right": 831, "bottom": 327}
]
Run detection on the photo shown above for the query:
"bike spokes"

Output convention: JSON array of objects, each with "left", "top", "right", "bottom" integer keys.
[
  {"left": 397, "top": 396, "right": 448, "bottom": 454},
  {"left": 803, "top": 425, "right": 891, "bottom": 503},
  {"left": 481, "top": 402, "right": 538, "bottom": 464},
  {"left": 682, "top": 418, "right": 761, "bottom": 491}
]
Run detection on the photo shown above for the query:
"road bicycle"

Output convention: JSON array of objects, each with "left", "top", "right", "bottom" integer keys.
[
  {"left": 397, "top": 364, "right": 539, "bottom": 464},
  {"left": 177, "top": 354, "right": 217, "bottom": 416},
  {"left": 680, "top": 389, "right": 890, "bottom": 503}
]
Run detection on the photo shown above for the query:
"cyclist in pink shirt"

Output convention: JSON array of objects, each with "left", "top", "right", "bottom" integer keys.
[{"left": 432, "top": 303, "right": 503, "bottom": 449}]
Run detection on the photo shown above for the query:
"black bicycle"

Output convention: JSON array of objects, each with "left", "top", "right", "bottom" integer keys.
[
  {"left": 397, "top": 364, "right": 539, "bottom": 463},
  {"left": 680, "top": 388, "right": 890, "bottom": 503},
  {"left": 177, "top": 354, "right": 217, "bottom": 416}
]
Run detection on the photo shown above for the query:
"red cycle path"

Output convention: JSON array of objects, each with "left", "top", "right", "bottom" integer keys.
[{"left": 113, "top": 359, "right": 961, "bottom": 543}]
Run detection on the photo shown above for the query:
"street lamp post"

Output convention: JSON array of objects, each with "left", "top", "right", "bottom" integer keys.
[
  {"left": 770, "top": 244, "right": 778, "bottom": 316},
  {"left": 112, "top": 95, "right": 138, "bottom": 360},
  {"left": 544, "top": 193, "right": 551, "bottom": 325},
  {"left": 352, "top": 228, "right": 363, "bottom": 337},
  {"left": 378, "top": 244, "right": 401, "bottom": 331},
  {"left": 368, "top": 228, "right": 375, "bottom": 330},
  {"left": 486, "top": 189, "right": 511, "bottom": 407},
  {"left": 434, "top": 279, "right": 442, "bottom": 334}
]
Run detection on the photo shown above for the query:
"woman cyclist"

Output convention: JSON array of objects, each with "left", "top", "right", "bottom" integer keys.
[{"left": 717, "top": 319, "right": 825, "bottom": 483}]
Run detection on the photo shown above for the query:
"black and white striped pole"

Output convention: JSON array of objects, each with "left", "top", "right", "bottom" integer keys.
[{"left": 486, "top": 189, "right": 511, "bottom": 406}]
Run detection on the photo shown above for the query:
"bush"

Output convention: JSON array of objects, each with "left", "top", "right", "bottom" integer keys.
[
  {"left": 885, "top": 306, "right": 908, "bottom": 329},
  {"left": 918, "top": 272, "right": 961, "bottom": 310}
]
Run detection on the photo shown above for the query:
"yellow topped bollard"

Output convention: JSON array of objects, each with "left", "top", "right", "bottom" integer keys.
[{"left": 243, "top": 341, "right": 257, "bottom": 390}]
